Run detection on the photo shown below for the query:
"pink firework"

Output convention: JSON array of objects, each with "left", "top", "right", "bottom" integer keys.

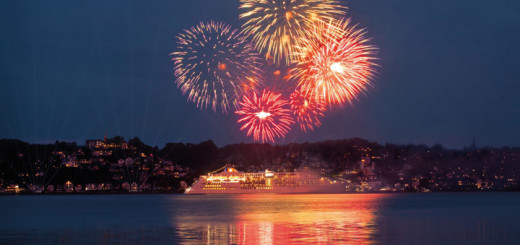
[
  {"left": 290, "top": 89, "right": 325, "bottom": 132},
  {"left": 291, "top": 18, "right": 377, "bottom": 107},
  {"left": 235, "top": 89, "right": 294, "bottom": 143}
]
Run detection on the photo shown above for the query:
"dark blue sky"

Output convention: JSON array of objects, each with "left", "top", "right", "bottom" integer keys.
[{"left": 1, "top": 0, "right": 519, "bottom": 149}]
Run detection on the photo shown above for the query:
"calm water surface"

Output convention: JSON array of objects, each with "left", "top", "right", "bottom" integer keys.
[{"left": 1, "top": 193, "right": 519, "bottom": 244}]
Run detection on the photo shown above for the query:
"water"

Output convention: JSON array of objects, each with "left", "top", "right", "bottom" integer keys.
[{"left": 1, "top": 193, "right": 519, "bottom": 244}]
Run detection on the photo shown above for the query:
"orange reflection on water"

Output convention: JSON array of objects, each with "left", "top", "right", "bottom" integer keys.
[{"left": 174, "top": 194, "right": 387, "bottom": 245}]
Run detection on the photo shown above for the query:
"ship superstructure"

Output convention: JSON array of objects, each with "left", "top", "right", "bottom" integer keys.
[{"left": 185, "top": 166, "right": 346, "bottom": 194}]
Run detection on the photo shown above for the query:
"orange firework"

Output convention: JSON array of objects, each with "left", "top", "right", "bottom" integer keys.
[
  {"left": 291, "top": 18, "right": 377, "bottom": 107},
  {"left": 290, "top": 89, "right": 325, "bottom": 132},
  {"left": 239, "top": 0, "right": 347, "bottom": 65},
  {"left": 235, "top": 89, "right": 294, "bottom": 143}
]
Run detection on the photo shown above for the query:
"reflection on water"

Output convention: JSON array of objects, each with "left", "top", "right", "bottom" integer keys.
[
  {"left": 172, "top": 194, "right": 385, "bottom": 244},
  {"left": 1, "top": 193, "right": 519, "bottom": 244}
]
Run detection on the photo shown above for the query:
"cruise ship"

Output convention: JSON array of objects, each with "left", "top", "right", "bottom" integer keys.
[{"left": 185, "top": 166, "right": 346, "bottom": 194}]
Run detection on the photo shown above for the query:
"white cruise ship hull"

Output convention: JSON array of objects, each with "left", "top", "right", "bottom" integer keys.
[{"left": 185, "top": 167, "right": 346, "bottom": 194}]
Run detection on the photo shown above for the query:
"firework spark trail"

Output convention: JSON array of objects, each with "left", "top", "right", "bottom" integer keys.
[
  {"left": 171, "top": 21, "right": 262, "bottom": 113},
  {"left": 291, "top": 18, "right": 378, "bottom": 107},
  {"left": 290, "top": 89, "right": 325, "bottom": 132},
  {"left": 236, "top": 89, "right": 294, "bottom": 143},
  {"left": 239, "top": 0, "right": 347, "bottom": 65}
]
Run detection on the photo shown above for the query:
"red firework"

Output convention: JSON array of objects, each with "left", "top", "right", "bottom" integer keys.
[
  {"left": 291, "top": 18, "right": 377, "bottom": 107},
  {"left": 290, "top": 89, "right": 325, "bottom": 132},
  {"left": 235, "top": 89, "right": 294, "bottom": 143}
]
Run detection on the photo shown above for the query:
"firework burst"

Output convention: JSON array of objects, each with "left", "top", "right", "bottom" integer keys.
[
  {"left": 171, "top": 21, "right": 262, "bottom": 113},
  {"left": 235, "top": 89, "right": 294, "bottom": 143},
  {"left": 291, "top": 18, "right": 377, "bottom": 106},
  {"left": 239, "top": 0, "right": 347, "bottom": 65},
  {"left": 290, "top": 89, "right": 325, "bottom": 132}
]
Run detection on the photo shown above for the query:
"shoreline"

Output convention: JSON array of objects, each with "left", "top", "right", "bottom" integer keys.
[{"left": 2, "top": 189, "right": 519, "bottom": 196}]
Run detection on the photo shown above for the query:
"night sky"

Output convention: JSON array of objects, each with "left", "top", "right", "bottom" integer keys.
[{"left": 1, "top": 0, "right": 519, "bottom": 149}]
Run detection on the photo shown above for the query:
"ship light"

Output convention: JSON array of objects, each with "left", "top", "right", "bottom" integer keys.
[{"left": 265, "top": 170, "right": 274, "bottom": 178}]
